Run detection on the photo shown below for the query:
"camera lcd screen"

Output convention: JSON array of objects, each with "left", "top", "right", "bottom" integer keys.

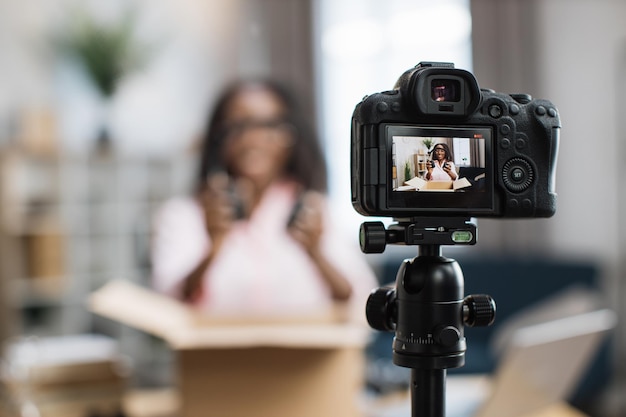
[{"left": 386, "top": 125, "right": 494, "bottom": 214}]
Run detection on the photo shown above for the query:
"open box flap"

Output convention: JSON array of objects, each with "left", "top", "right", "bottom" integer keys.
[
  {"left": 89, "top": 280, "right": 193, "bottom": 344},
  {"left": 402, "top": 176, "right": 472, "bottom": 191},
  {"left": 89, "top": 280, "right": 370, "bottom": 350}
]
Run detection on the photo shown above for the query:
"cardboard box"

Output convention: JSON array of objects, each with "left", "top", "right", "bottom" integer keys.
[
  {"left": 89, "top": 280, "right": 369, "bottom": 417},
  {"left": 523, "top": 403, "right": 588, "bottom": 417},
  {"left": 397, "top": 176, "right": 472, "bottom": 191},
  {"left": 123, "top": 389, "right": 179, "bottom": 417}
]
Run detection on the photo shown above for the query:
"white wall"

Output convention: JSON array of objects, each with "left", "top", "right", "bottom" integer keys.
[
  {"left": 536, "top": 1, "right": 626, "bottom": 261},
  {"left": 472, "top": 0, "right": 626, "bottom": 407},
  {"left": 536, "top": 1, "right": 626, "bottom": 402},
  {"left": 473, "top": 0, "right": 626, "bottom": 258}
]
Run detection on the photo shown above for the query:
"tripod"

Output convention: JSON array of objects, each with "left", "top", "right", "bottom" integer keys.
[{"left": 363, "top": 218, "right": 496, "bottom": 417}]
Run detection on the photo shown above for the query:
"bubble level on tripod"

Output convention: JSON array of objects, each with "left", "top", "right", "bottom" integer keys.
[{"left": 451, "top": 230, "right": 473, "bottom": 243}]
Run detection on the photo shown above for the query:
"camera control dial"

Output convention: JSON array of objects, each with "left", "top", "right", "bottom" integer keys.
[{"left": 502, "top": 158, "right": 534, "bottom": 193}]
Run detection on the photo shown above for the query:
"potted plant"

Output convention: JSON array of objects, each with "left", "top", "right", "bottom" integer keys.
[
  {"left": 404, "top": 161, "right": 412, "bottom": 182},
  {"left": 58, "top": 10, "right": 146, "bottom": 153},
  {"left": 422, "top": 138, "right": 434, "bottom": 153}
]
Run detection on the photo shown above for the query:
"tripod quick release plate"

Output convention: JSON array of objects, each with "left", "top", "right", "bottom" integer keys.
[{"left": 360, "top": 217, "right": 477, "bottom": 253}]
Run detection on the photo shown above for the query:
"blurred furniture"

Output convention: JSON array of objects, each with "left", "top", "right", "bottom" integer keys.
[
  {"left": 369, "top": 255, "right": 609, "bottom": 412},
  {"left": 1, "top": 334, "right": 128, "bottom": 417},
  {"left": 0, "top": 146, "right": 194, "bottom": 386},
  {"left": 457, "top": 166, "right": 486, "bottom": 190}
]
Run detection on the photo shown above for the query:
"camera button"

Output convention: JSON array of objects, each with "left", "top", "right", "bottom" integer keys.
[
  {"left": 536, "top": 105, "right": 547, "bottom": 116},
  {"left": 488, "top": 104, "right": 503, "bottom": 118},
  {"left": 376, "top": 102, "right": 389, "bottom": 113},
  {"left": 508, "top": 198, "right": 520, "bottom": 208},
  {"left": 511, "top": 167, "right": 525, "bottom": 181},
  {"left": 509, "top": 104, "right": 520, "bottom": 115},
  {"left": 548, "top": 107, "right": 557, "bottom": 117},
  {"left": 500, "top": 138, "right": 511, "bottom": 149},
  {"left": 500, "top": 124, "right": 511, "bottom": 135},
  {"left": 392, "top": 102, "right": 402, "bottom": 112},
  {"left": 522, "top": 199, "right": 533, "bottom": 209},
  {"left": 515, "top": 138, "right": 527, "bottom": 149}
]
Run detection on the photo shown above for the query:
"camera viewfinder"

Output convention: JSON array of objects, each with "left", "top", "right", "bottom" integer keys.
[{"left": 432, "top": 79, "right": 461, "bottom": 102}]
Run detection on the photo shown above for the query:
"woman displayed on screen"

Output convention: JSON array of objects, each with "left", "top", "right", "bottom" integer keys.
[{"left": 425, "top": 143, "right": 458, "bottom": 181}]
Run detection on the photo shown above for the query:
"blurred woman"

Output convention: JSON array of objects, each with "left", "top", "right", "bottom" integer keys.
[{"left": 151, "top": 79, "right": 377, "bottom": 317}]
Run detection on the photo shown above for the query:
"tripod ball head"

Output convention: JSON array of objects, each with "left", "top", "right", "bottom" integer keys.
[
  {"left": 366, "top": 288, "right": 496, "bottom": 333},
  {"left": 365, "top": 252, "right": 496, "bottom": 370}
]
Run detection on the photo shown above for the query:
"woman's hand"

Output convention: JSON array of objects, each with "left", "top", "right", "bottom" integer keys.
[
  {"left": 200, "top": 173, "right": 255, "bottom": 243},
  {"left": 201, "top": 174, "right": 235, "bottom": 243},
  {"left": 288, "top": 192, "right": 353, "bottom": 301},
  {"left": 182, "top": 173, "right": 252, "bottom": 302},
  {"left": 287, "top": 191, "right": 324, "bottom": 255},
  {"left": 443, "top": 162, "right": 457, "bottom": 180},
  {"left": 426, "top": 160, "right": 434, "bottom": 180}
]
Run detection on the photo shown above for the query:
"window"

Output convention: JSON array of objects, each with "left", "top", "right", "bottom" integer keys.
[
  {"left": 314, "top": 0, "right": 473, "bottom": 234},
  {"left": 453, "top": 138, "right": 471, "bottom": 167}
]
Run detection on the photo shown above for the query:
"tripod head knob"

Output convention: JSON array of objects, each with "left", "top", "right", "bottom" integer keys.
[
  {"left": 365, "top": 287, "right": 397, "bottom": 331},
  {"left": 463, "top": 294, "right": 496, "bottom": 327},
  {"left": 435, "top": 325, "right": 461, "bottom": 347},
  {"left": 360, "top": 222, "right": 387, "bottom": 253}
]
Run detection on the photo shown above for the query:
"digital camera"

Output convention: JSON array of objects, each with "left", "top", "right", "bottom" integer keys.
[{"left": 351, "top": 62, "right": 560, "bottom": 218}]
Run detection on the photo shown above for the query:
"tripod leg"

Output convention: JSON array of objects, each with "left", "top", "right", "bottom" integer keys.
[{"left": 411, "top": 369, "right": 445, "bottom": 417}]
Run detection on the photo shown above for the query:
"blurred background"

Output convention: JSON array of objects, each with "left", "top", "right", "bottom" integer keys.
[{"left": 1, "top": 0, "right": 625, "bottom": 416}]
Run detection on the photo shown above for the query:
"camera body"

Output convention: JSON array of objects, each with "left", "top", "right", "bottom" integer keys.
[{"left": 351, "top": 62, "right": 560, "bottom": 218}]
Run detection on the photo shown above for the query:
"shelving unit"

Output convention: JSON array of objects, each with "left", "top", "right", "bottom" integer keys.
[
  {"left": 0, "top": 146, "right": 196, "bottom": 385},
  {"left": 413, "top": 149, "right": 428, "bottom": 179}
]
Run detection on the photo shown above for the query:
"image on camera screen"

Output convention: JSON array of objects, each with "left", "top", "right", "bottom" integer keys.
[{"left": 384, "top": 125, "right": 494, "bottom": 214}]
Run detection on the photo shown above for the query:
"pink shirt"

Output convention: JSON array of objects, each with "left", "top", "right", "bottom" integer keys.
[
  {"left": 151, "top": 181, "right": 377, "bottom": 317},
  {"left": 429, "top": 160, "right": 457, "bottom": 181}
]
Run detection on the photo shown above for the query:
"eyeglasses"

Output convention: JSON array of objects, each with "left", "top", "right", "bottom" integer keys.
[
  {"left": 222, "top": 119, "right": 296, "bottom": 146},
  {"left": 433, "top": 147, "right": 446, "bottom": 152}
]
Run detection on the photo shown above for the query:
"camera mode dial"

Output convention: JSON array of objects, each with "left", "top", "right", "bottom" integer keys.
[{"left": 502, "top": 158, "right": 534, "bottom": 193}]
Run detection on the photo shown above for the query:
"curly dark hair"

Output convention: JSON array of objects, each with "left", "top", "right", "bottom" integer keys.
[
  {"left": 430, "top": 142, "right": 454, "bottom": 162},
  {"left": 196, "top": 79, "right": 327, "bottom": 193}
]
